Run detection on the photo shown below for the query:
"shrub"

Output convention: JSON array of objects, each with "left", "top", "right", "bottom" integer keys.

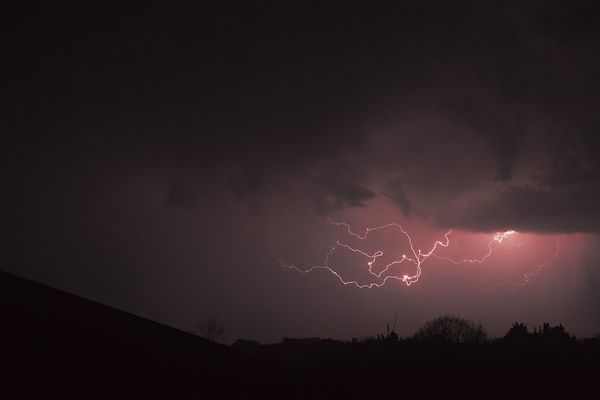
[{"left": 414, "top": 315, "right": 488, "bottom": 345}]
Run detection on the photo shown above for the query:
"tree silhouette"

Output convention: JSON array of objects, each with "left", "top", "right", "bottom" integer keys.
[
  {"left": 505, "top": 322, "right": 529, "bottom": 338},
  {"left": 534, "top": 322, "right": 573, "bottom": 343},
  {"left": 501, "top": 322, "right": 534, "bottom": 345},
  {"left": 414, "top": 315, "right": 488, "bottom": 344},
  {"left": 197, "top": 317, "right": 225, "bottom": 342}
]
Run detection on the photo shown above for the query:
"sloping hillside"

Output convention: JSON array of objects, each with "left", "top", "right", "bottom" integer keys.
[{"left": 0, "top": 270, "right": 237, "bottom": 397}]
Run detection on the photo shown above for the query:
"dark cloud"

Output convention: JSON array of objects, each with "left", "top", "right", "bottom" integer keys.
[
  {"left": 5, "top": 1, "right": 600, "bottom": 234},
  {"left": 3, "top": 1, "right": 600, "bottom": 342},
  {"left": 383, "top": 178, "right": 422, "bottom": 218},
  {"left": 434, "top": 185, "right": 600, "bottom": 233},
  {"left": 164, "top": 178, "right": 200, "bottom": 210},
  {"left": 433, "top": 119, "right": 600, "bottom": 233},
  {"left": 481, "top": 119, "right": 520, "bottom": 182},
  {"left": 309, "top": 167, "right": 375, "bottom": 215}
]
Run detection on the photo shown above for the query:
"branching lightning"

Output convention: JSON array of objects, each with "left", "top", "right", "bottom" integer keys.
[
  {"left": 279, "top": 218, "right": 452, "bottom": 288},
  {"left": 279, "top": 219, "right": 560, "bottom": 289},
  {"left": 433, "top": 230, "right": 518, "bottom": 265},
  {"left": 483, "top": 236, "right": 562, "bottom": 290}
]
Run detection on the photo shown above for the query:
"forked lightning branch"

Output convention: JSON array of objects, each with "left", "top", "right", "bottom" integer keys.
[{"left": 279, "top": 219, "right": 560, "bottom": 289}]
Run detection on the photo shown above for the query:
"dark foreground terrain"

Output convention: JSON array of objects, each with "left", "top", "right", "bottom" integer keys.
[{"left": 2, "top": 270, "right": 599, "bottom": 399}]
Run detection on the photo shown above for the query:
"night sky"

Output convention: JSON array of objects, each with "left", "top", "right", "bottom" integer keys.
[{"left": 3, "top": 2, "right": 600, "bottom": 342}]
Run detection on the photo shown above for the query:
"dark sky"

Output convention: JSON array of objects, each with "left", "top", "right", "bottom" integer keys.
[{"left": 3, "top": 1, "right": 600, "bottom": 342}]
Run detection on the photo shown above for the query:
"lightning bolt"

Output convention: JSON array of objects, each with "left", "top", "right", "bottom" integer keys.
[
  {"left": 433, "top": 230, "right": 519, "bottom": 265},
  {"left": 279, "top": 219, "right": 560, "bottom": 289},
  {"left": 483, "top": 236, "right": 562, "bottom": 290},
  {"left": 279, "top": 218, "right": 451, "bottom": 288}
]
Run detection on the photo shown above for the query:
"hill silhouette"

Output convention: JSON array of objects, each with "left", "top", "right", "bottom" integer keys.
[
  {"left": 2, "top": 269, "right": 600, "bottom": 398},
  {"left": 0, "top": 270, "right": 243, "bottom": 397}
]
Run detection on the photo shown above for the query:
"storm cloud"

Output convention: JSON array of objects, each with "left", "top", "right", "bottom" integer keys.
[{"left": 3, "top": 1, "right": 600, "bottom": 341}]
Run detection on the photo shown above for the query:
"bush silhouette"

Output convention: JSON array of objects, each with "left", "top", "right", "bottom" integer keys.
[
  {"left": 503, "top": 322, "right": 531, "bottom": 343},
  {"left": 414, "top": 315, "right": 488, "bottom": 344},
  {"left": 534, "top": 322, "right": 574, "bottom": 344}
]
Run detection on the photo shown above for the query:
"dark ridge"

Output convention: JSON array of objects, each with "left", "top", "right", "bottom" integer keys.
[{"left": 0, "top": 269, "right": 241, "bottom": 397}]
